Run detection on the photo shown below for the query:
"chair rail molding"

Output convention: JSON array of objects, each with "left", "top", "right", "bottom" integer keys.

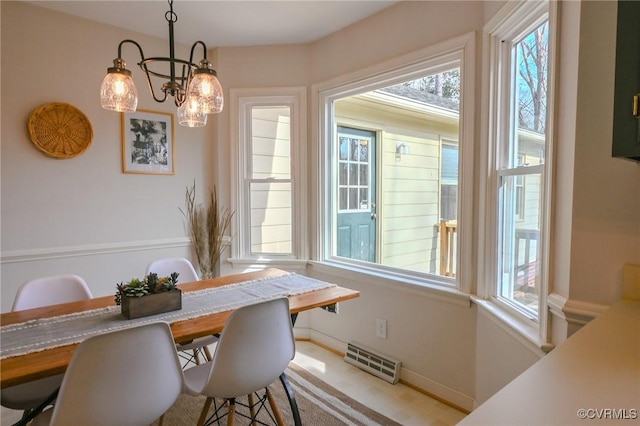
[
  {"left": 547, "top": 292, "right": 609, "bottom": 327},
  {"left": 1, "top": 237, "right": 191, "bottom": 264}
]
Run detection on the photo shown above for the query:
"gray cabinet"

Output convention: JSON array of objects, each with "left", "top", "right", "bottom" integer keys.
[{"left": 612, "top": 0, "right": 640, "bottom": 162}]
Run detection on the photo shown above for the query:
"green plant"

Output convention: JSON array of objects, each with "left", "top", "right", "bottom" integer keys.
[{"left": 115, "top": 272, "right": 179, "bottom": 305}]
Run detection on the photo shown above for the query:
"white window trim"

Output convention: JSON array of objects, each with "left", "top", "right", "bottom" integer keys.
[
  {"left": 229, "top": 87, "right": 308, "bottom": 266},
  {"left": 311, "top": 32, "right": 475, "bottom": 294},
  {"left": 478, "top": 0, "right": 557, "bottom": 349}
]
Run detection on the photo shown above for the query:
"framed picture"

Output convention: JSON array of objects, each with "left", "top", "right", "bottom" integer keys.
[{"left": 121, "top": 109, "right": 175, "bottom": 174}]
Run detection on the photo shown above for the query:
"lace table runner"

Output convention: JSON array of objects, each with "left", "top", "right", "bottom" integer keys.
[{"left": 1, "top": 273, "right": 335, "bottom": 360}]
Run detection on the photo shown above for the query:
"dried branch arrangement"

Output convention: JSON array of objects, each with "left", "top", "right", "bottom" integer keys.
[{"left": 181, "top": 182, "right": 234, "bottom": 279}]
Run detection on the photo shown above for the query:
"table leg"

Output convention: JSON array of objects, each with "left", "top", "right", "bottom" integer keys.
[
  {"left": 11, "top": 388, "right": 59, "bottom": 426},
  {"left": 279, "top": 372, "right": 302, "bottom": 426},
  {"left": 284, "top": 312, "right": 302, "bottom": 425}
]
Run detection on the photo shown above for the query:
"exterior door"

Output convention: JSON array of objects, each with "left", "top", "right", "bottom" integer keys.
[{"left": 336, "top": 126, "right": 376, "bottom": 262}]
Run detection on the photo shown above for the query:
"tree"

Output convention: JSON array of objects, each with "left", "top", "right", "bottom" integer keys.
[
  {"left": 517, "top": 22, "right": 548, "bottom": 134},
  {"left": 403, "top": 69, "right": 460, "bottom": 102}
]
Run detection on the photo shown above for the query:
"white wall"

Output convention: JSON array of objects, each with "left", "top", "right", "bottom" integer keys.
[
  {"left": 0, "top": 2, "right": 218, "bottom": 306},
  {"left": 474, "top": 308, "right": 542, "bottom": 404},
  {"left": 306, "top": 265, "right": 477, "bottom": 410},
  {"left": 568, "top": 0, "right": 640, "bottom": 305},
  {"left": 2, "top": 0, "right": 639, "bottom": 413}
]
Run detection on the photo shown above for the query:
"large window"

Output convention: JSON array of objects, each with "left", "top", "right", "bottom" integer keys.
[
  {"left": 483, "top": 0, "right": 554, "bottom": 328},
  {"left": 315, "top": 34, "right": 475, "bottom": 291}
]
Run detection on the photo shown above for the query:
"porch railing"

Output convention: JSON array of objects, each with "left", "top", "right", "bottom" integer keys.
[
  {"left": 439, "top": 220, "right": 457, "bottom": 277},
  {"left": 438, "top": 221, "right": 538, "bottom": 286}
]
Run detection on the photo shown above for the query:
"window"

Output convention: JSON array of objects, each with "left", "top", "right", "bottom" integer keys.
[
  {"left": 482, "top": 1, "right": 554, "bottom": 327},
  {"left": 231, "top": 88, "right": 307, "bottom": 263},
  {"left": 314, "top": 34, "right": 475, "bottom": 291},
  {"left": 440, "top": 142, "right": 459, "bottom": 221}
]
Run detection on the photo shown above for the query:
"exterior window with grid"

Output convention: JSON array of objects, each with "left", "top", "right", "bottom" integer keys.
[{"left": 338, "top": 131, "right": 372, "bottom": 213}]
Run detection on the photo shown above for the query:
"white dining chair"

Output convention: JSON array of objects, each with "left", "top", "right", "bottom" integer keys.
[
  {"left": 146, "top": 257, "right": 218, "bottom": 366},
  {"left": 11, "top": 274, "right": 93, "bottom": 311},
  {"left": 183, "top": 297, "right": 295, "bottom": 426},
  {"left": 1, "top": 275, "right": 93, "bottom": 419},
  {"left": 31, "top": 322, "right": 184, "bottom": 426}
]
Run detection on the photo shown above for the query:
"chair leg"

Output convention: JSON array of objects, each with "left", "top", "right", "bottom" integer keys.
[
  {"left": 226, "top": 398, "right": 236, "bottom": 426},
  {"left": 248, "top": 393, "right": 257, "bottom": 425},
  {"left": 204, "top": 345, "right": 213, "bottom": 361},
  {"left": 197, "top": 397, "right": 213, "bottom": 426},
  {"left": 266, "top": 387, "right": 285, "bottom": 426},
  {"left": 193, "top": 349, "right": 202, "bottom": 365}
]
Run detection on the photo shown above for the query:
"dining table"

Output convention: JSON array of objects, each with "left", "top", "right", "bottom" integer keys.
[{"left": 0, "top": 268, "right": 360, "bottom": 425}]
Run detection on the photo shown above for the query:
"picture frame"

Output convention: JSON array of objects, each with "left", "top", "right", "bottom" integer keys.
[{"left": 121, "top": 109, "right": 175, "bottom": 174}]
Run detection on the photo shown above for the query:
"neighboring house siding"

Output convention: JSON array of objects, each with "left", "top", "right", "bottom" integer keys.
[
  {"left": 250, "top": 107, "right": 292, "bottom": 254},
  {"left": 336, "top": 97, "right": 459, "bottom": 275},
  {"left": 382, "top": 131, "right": 440, "bottom": 273}
]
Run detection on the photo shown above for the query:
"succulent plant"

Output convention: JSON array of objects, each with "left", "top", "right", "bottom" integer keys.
[{"left": 115, "top": 272, "right": 179, "bottom": 305}]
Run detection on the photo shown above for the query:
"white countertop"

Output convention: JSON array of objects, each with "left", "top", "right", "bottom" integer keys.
[{"left": 459, "top": 298, "right": 640, "bottom": 425}]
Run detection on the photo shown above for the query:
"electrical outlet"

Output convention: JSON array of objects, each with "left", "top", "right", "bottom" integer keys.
[{"left": 376, "top": 318, "right": 387, "bottom": 339}]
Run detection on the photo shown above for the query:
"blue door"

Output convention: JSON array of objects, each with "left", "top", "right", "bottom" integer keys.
[{"left": 337, "top": 126, "right": 376, "bottom": 262}]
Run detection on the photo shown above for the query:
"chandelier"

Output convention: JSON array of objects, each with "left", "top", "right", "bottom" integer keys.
[{"left": 99, "top": 0, "right": 223, "bottom": 127}]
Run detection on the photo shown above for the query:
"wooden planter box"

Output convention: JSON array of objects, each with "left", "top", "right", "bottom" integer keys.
[{"left": 121, "top": 289, "right": 182, "bottom": 319}]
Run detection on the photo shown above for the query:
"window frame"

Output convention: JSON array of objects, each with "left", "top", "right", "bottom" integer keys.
[
  {"left": 311, "top": 33, "right": 476, "bottom": 293},
  {"left": 478, "top": 0, "right": 557, "bottom": 344},
  {"left": 229, "top": 87, "right": 308, "bottom": 265}
]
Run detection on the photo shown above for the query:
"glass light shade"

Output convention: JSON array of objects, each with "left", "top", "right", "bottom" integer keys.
[
  {"left": 186, "top": 72, "right": 223, "bottom": 114},
  {"left": 100, "top": 71, "right": 138, "bottom": 112},
  {"left": 178, "top": 98, "right": 207, "bottom": 127}
]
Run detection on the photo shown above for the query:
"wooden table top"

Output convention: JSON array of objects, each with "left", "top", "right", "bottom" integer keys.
[{"left": 0, "top": 268, "right": 359, "bottom": 388}]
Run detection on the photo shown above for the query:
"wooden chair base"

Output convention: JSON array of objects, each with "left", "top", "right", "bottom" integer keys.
[{"left": 196, "top": 387, "right": 285, "bottom": 426}]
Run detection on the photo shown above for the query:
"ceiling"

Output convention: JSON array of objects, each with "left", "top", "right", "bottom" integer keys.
[{"left": 26, "top": 0, "right": 398, "bottom": 47}]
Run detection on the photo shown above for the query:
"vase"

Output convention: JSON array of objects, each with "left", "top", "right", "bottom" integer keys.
[
  {"left": 200, "top": 259, "right": 221, "bottom": 280},
  {"left": 121, "top": 289, "right": 182, "bottom": 320}
]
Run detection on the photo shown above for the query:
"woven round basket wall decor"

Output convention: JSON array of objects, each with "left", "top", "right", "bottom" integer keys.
[{"left": 27, "top": 102, "right": 93, "bottom": 159}]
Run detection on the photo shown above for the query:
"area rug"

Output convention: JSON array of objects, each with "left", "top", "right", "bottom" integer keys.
[{"left": 154, "top": 363, "right": 402, "bottom": 425}]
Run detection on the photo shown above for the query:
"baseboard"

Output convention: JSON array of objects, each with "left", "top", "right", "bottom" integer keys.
[
  {"left": 305, "top": 330, "right": 475, "bottom": 413},
  {"left": 293, "top": 327, "right": 311, "bottom": 340},
  {"left": 399, "top": 371, "right": 472, "bottom": 414}
]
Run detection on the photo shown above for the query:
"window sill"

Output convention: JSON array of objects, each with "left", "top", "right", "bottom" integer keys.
[
  {"left": 308, "top": 260, "right": 471, "bottom": 308},
  {"left": 471, "top": 296, "right": 551, "bottom": 355},
  {"left": 227, "top": 257, "right": 309, "bottom": 272}
]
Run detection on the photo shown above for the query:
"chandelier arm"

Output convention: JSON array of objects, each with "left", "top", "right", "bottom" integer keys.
[
  {"left": 140, "top": 63, "right": 170, "bottom": 104},
  {"left": 114, "top": 39, "right": 168, "bottom": 103},
  {"left": 188, "top": 41, "right": 208, "bottom": 65},
  {"left": 116, "top": 39, "right": 146, "bottom": 63}
]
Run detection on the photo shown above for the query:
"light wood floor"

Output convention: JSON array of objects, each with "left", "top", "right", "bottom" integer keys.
[
  {"left": 1, "top": 340, "right": 467, "bottom": 426},
  {"left": 293, "top": 340, "right": 467, "bottom": 426}
]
